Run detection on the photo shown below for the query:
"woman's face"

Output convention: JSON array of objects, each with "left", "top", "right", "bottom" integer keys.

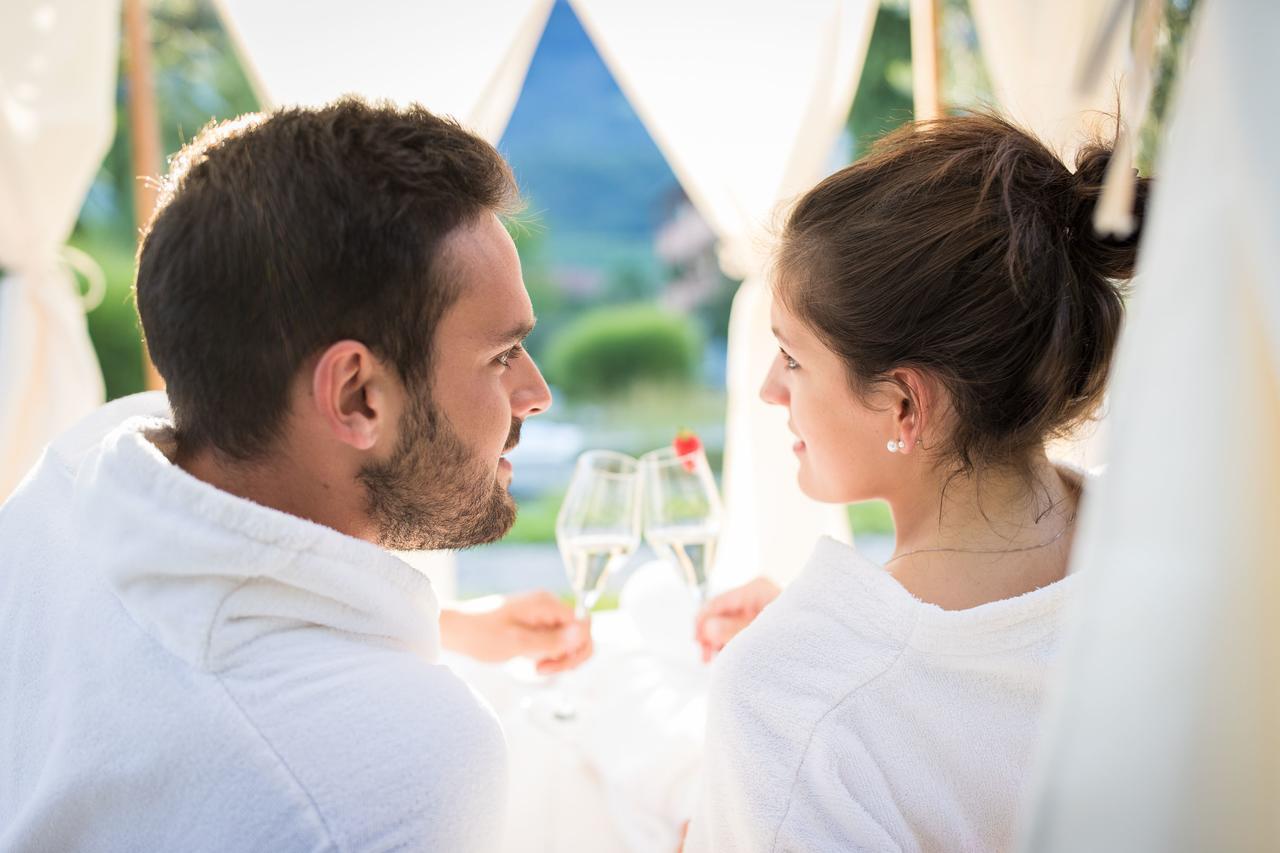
[{"left": 760, "top": 295, "right": 900, "bottom": 504}]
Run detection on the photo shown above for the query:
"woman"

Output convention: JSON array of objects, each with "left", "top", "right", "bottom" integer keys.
[{"left": 685, "top": 115, "right": 1148, "bottom": 852}]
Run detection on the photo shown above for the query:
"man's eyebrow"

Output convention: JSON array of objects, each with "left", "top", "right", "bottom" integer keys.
[{"left": 491, "top": 319, "right": 536, "bottom": 347}]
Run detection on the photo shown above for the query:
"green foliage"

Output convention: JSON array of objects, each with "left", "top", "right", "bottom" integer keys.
[
  {"left": 74, "top": 0, "right": 262, "bottom": 399},
  {"left": 1138, "top": 0, "right": 1200, "bottom": 174},
  {"left": 847, "top": 500, "right": 896, "bottom": 535},
  {"left": 849, "top": 2, "right": 914, "bottom": 158},
  {"left": 70, "top": 233, "right": 147, "bottom": 401},
  {"left": 508, "top": 217, "right": 566, "bottom": 360},
  {"left": 83, "top": 0, "right": 260, "bottom": 239},
  {"left": 510, "top": 494, "right": 895, "bottom": 546},
  {"left": 545, "top": 305, "right": 702, "bottom": 400},
  {"left": 505, "top": 490, "right": 562, "bottom": 544}
]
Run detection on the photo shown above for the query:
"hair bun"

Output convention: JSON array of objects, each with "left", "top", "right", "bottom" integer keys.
[{"left": 1065, "top": 143, "right": 1150, "bottom": 280}]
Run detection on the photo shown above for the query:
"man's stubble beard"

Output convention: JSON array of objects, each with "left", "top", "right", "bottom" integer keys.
[{"left": 359, "top": 390, "right": 520, "bottom": 551}]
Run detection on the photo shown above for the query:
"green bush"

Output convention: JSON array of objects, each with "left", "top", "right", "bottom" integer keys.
[
  {"left": 71, "top": 232, "right": 147, "bottom": 402},
  {"left": 545, "top": 304, "right": 702, "bottom": 400},
  {"left": 847, "top": 500, "right": 895, "bottom": 535},
  {"left": 504, "top": 490, "right": 562, "bottom": 544}
]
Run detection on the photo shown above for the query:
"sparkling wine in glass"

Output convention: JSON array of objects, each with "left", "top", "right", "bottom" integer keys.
[
  {"left": 561, "top": 532, "right": 636, "bottom": 619},
  {"left": 552, "top": 450, "right": 641, "bottom": 719},
  {"left": 640, "top": 442, "right": 722, "bottom": 605}
]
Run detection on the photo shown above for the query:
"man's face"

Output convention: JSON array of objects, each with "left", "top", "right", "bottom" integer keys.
[{"left": 360, "top": 214, "right": 552, "bottom": 550}]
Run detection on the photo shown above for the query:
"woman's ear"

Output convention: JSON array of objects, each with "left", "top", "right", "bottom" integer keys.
[
  {"left": 888, "top": 368, "right": 937, "bottom": 456},
  {"left": 310, "top": 340, "right": 391, "bottom": 452}
]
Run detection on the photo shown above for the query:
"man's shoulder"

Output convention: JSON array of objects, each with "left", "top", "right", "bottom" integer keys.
[{"left": 222, "top": 641, "right": 506, "bottom": 852}]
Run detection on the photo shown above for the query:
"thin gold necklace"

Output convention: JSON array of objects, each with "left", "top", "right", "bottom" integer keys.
[{"left": 884, "top": 512, "right": 1077, "bottom": 565}]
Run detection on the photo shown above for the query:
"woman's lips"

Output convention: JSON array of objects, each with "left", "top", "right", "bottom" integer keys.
[{"left": 792, "top": 440, "right": 806, "bottom": 453}]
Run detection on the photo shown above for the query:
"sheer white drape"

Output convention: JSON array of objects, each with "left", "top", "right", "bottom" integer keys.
[
  {"left": 0, "top": 0, "right": 117, "bottom": 500},
  {"left": 967, "top": 0, "right": 1129, "bottom": 162},
  {"left": 213, "top": 0, "right": 555, "bottom": 142},
  {"left": 1019, "top": 3, "right": 1280, "bottom": 850},
  {"left": 569, "top": 0, "right": 876, "bottom": 586}
]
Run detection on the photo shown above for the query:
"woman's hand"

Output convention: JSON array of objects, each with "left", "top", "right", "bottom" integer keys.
[
  {"left": 440, "top": 591, "right": 593, "bottom": 673},
  {"left": 694, "top": 576, "right": 782, "bottom": 662}
]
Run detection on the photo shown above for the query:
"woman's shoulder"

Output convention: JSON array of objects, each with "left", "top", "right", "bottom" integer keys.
[
  {"left": 711, "top": 537, "right": 917, "bottom": 719},
  {"left": 694, "top": 539, "right": 918, "bottom": 850}
]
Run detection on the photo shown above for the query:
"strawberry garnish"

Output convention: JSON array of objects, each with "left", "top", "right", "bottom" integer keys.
[{"left": 673, "top": 429, "right": 701, "bottom": 472}]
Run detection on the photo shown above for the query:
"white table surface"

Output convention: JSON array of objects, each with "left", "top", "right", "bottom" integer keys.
[{"left": 445, "top": 563, "right": 712, "bottom": 853}]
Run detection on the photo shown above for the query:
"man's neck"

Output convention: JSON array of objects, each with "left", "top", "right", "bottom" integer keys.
[{"left": 156, "top": 430, "right": 375, "bottom": 543}]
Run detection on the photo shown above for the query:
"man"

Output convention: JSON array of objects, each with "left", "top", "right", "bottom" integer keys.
[{"left": 0, "top": 99, "right": 587, "bottom": 851}]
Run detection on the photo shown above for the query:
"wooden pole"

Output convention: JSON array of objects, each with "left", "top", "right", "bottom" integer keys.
[
  {"left": 122, "top": 0, "right": 166, "bottom": 391},
  {"left": 910, "top": 0, "right": 943, "bottom": 121}
]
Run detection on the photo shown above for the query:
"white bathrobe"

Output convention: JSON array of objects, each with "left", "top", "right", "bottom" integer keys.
[
  {"left": 0, "top": 394, "right": 506, "bottom": 852},
  {"left": 686, "top": 536, "right": 1078, "bottom": 853}
]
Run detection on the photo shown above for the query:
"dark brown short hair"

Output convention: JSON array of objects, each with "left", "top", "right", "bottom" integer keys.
[
  {"left": 135, "top": 98, "right": 519, "bottom": 460},
  {"left": 777, "top": 113, "right": 1149, "bottom": 475}
]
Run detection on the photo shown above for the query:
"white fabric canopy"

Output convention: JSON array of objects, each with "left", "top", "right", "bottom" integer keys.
[
  {"left": 214, "top": 0, "right": 555, "bottom": 143},
  {"left": 569, "top": 0, "right": 875, "bottom": 586},
  {"left": 0, "top": 0, "right": 115, "bottom": 500},
  {"left": 968, "top": 0, "right": 1130, "bottom": 162},
  {"left": 1019, "top": 2, "right": 1280, "bottom": 849}
]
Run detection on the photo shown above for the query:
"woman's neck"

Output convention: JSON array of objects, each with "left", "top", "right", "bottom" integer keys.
[{"left": 884, "top": 452, "right": 1081, "bottom": 610}]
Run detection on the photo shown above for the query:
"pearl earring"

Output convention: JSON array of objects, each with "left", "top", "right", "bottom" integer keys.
[
  {"left": 887, "top": 439, "right": 904, "bottom": 453},
  {"left": 896, "top": 439, "right": 906, "bottom": 451}
]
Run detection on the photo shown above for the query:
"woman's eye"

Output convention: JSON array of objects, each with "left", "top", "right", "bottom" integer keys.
[
  {"left": 497, "top": 344, "right": 525, "bottom": 368},
  {"left": 779, "top": 348, "right": 799, "bottom": 370}
]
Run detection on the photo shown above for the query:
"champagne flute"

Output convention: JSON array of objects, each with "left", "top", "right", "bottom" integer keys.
[
  {"left": 552, "top": 450, "right": 642, "bottom": 719},
  {"left": 639, "top": 443, "right": 722, "bottom": 605}
]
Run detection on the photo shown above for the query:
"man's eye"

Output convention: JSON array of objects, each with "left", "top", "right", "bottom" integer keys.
[
  {"left": 780, "top": 348, "right": 799, "bottom": 370},
  {"left": 497, "top": 344, "right": 525, "bottom": 368}
]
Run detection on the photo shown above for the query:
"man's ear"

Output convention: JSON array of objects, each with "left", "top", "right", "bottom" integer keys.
[{"left": 310, "top": 341, "right": 394, "bottom": 451}]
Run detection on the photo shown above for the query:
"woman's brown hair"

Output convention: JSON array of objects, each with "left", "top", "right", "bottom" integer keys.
[{"left": 776, "top": 113, "right": 1150, "bottom": 476}]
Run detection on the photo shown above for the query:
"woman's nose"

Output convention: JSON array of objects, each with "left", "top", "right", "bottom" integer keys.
[{"left": 759, "top": 358, "right": 788, "bottom": 407}]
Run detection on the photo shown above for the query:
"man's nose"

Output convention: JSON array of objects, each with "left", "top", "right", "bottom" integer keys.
[{"left": 514, "top": 355, "right": 553, "bottom": 418}]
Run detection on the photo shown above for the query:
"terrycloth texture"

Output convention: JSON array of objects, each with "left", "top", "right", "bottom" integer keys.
[
  {"left": 686, "top": 536, "right": 1078, "bottom": 853},
  {"left": 0, "top": 394, "right": 506, "bottom": 852}
]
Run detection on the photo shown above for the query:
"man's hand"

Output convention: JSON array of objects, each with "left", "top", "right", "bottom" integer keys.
[
  {"left": 694, "top": 576, "right": 782, "bottom": 662},
  {"left": 440, "top": 591, "right": 593, "bottom": 674}
]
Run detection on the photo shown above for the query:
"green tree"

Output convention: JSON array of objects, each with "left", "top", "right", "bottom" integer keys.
[
  {"left": 77, "top": 0, "right": 261, "bottom": 400},
  {"left": 848, "top": 1, "right": 914, "bottom": 159},
  {"left": 545, "top": 305, "right": 702, "bottom": 400},
  {"left": 1138, "top": 0, "right": 1199, "bottom": 174}
]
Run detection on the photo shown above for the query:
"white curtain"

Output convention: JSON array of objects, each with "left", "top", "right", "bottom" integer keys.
[
  {"left": 213, "top": 0, "right": 556, "bottom": 143},
  {"left": 1019, "top": 2, "right": 1280, "bottom": 850},
  {"left": 967, "top": 0, "right": 1130, "bottom": 163},
  {"left": 569, "top": 0, "right": 876, "bottom": 587},
  {"left": 0, "top": 0, "right": 116, "bottom": 500}
]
